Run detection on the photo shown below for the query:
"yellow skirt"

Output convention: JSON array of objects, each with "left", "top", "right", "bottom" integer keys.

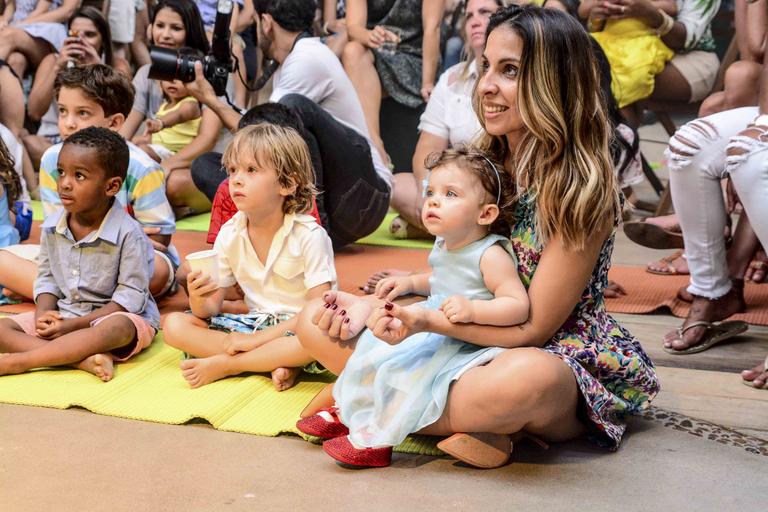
[{"left": 592, "top": 19, "right": 674, "bottom": 108}]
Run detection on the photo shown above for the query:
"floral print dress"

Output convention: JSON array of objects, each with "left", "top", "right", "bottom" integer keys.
[{"left": 511, "top": 193, "right": 660, "bottom": 448}]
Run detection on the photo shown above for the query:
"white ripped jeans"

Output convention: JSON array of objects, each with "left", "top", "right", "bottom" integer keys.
[{"left": 666, "top": 106, "right": 768, "bottom": 299}]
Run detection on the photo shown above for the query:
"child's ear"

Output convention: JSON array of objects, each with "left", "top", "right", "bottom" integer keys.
[
  {"left": 106, "top": 113, "right": 126, "bottom": 131},
  {"left": 477, "top": 204, "right": 499, "bottom": 227},
  {"left": 105, "top": 176, "right": 123, "bottom": 197},
  {"left": 280, "top": 177, "right": 298, "bottom": 197}
]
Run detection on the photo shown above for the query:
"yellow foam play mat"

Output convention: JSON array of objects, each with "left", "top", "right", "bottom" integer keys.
[{"left": 0, "top": 332, "right": 441, "bottom": 455}]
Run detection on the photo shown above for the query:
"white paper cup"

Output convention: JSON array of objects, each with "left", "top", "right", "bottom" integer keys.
[{"left": 186, "top": 249, "right": 220, "bottom": 285}]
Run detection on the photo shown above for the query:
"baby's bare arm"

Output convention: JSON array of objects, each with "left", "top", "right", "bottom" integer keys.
[
  {"left": 474, "top": 245, "right": 530, "bottom": 326},
  {"left": 158, "top": 100, "right": 201, "bottom": 129}
]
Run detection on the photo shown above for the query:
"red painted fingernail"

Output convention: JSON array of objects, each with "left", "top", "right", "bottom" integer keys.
[
  {"left": 384, "top": 302, "right": 394, "bottom": 311},
  {"left": 324, "top": 303, "right": 330, "bottom": 308},
  {"left": 344, "top": 318, "right": 350, "bottom": 324},
  {"left": 332, "top": 304, "right": 338, "bottom": 310},
  {"left": 340, "top": 310, "right": 346, "bottom": 316}
]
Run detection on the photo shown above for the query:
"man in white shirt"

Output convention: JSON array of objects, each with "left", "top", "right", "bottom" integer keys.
[{"left": 188, "top": 0, "right": 392, "bottom": 249}]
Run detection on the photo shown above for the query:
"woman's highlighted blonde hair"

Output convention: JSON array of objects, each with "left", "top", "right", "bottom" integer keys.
[
  {"left": 474, "top": 5, "right": 621, "bottom": 251},
  {"left": 222, "top": 123, "right": 317, "bottom": 215}
]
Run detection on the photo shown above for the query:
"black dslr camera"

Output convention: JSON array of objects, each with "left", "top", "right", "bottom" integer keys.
[{"left": 148, "top": 0, "right": 234, "bottom": 96}]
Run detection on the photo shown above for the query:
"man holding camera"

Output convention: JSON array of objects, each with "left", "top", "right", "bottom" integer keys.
[{"left": 186, "top": 0, "right": 392, "bottom": 249}]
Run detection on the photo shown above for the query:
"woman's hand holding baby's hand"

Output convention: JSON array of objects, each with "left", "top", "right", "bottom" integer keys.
[
  {"left": 367, "top": 302, "right": 426, "bottom": 345},
  {"left": 187, "top": 270, "right": 219, "bottom": 297},
  {"left": 311, "top": 291, "right": 372, "bottom": 341},
  {"left": 375, "top": 276, "right": 412, "bottom": 301},
  {"left": 440, "top": 295, "right": 474, "bottom": 323}
]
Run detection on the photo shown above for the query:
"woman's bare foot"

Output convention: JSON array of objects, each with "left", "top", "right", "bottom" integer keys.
[
  {"left": 647, "top": 250, "right": 689, "bottom": 275},
  {"left": 312, "top": 291, "right": 373, "bottom": 340},
  {"left": 604, "top": 280, "right": 627, "bottom": 299},
  {"left": 77, "top": 354, "right": 115, "bottom": 382},
  {"left": 362, "top": 269, "right": 411, "bottom": 294},
  {"left": 741, "top": 356, "right": 768, "bottom": 389},
  {"left": 180, "top": 354, "right": 233, "bottom": 388},
  {"left": 271, "top": 367, "right": 301, "bottom": 391},
  {"left": 663, "top": 286, "right": 746, "bottom": 351},
  {"left": 1, "top": 287, "right": 24, "bottom": 301},
  {"left": 745, "top": 249, "right": 768, "bottom": 283},
  {"left": 389, "top": 216, "right": 433, "bottom": 240},
  {"left": 644, "top": 214, "right": 680, "bottom": 232}
]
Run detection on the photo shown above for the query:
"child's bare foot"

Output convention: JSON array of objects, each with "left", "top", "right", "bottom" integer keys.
[
  {"left": 604, "top": 280, "right": 627, "bottom": 299},
  {"left": 362, "top": 269, "right": 411, "bottom": 294},
  {"left": 271, "top": 367, "right": 301, "bottom": 391},
  {"left": 77, "top": 354, "right": 115, "bottom": 382},
  {"left": 644, "top": 214, "right": 680, "bottom": 232},
  {"left": 312, "top": 291, "right": 373, "bottom": 340},
  {"left": 741, "top": 356, "right": 768, "bottom": 389},
  {"left": 1, "top": 287, "right": 24, "bottom": 301},
  {"left": 180, "top": 354, "right": 233, "bottom": 388}
]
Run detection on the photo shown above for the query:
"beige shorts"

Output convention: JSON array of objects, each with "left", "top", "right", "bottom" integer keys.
[
  {"left": 0, "top": 243, "right": 40, "bottom": 262},
  {"left": 669, "top": 50, "right": 720, "bottom": 102},
  {"left": 9, "top": 311, "right": 156, "bottom": 361}
]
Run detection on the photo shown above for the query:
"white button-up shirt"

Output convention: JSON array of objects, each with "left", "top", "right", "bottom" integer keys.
[
  {"left": 418, "top": 62, "right": 482, "bottom": 147},
  {"left": 214, "top": 212, "right": 337, "bottom": 315}
]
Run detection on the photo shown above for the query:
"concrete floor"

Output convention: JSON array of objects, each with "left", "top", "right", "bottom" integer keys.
[{"left": 1, "top": 120, "right": 767, "bottom": 510}]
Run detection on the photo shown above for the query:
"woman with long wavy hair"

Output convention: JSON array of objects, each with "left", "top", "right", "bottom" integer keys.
[{"left": 295, "top": 4, "right": 660, "bottom": 468}]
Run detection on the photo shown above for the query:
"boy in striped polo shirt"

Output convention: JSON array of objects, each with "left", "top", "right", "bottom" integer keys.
[{"left": 0, "top": 64, "right": 178, "bottom": 300}]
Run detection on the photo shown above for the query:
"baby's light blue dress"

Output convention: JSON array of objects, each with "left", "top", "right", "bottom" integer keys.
[
  {"left": 0, "top": 187, "right": 20, "bottom": 249},
  {"left": 334, "top": 234, "right": 515, "bottom": 448}
]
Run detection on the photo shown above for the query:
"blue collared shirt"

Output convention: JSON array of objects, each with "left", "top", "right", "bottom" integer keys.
[{"left": 34, "top": 200, "right": 160, "bottom": 329}]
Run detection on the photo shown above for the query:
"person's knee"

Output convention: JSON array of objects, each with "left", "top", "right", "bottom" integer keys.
[
  {"left": 149, "top": 254, "right": 171, "bottom": 297},
  {"left": 481, "top": 349, "right": 570, "bottom": 419},
  {"left": 725, "top": 126, "right": 765, "bottom": 174},
  {"left": 724, "top": 61, "right": 760, "bottom": 85},
  {"left": 666, "top": 118, "right": 721, "bottom": 171},
  {"left": 165, "top": 170, "right": 191, "bottom": 206},
  {"left": 94, "top": 315, "right": 136, "bottom": 345},
  {"left": 278, "top": 93, "right": 315, "bottom": 116},
  {"left": 341, "top": 41, "right": 370, "bottom": 66},
  {"left": 162, "top": 312, "right": 193, "bottom": 347}
]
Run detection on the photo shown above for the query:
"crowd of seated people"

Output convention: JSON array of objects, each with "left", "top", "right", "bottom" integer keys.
[{"left": 0, "top": 0, "right": 763, "bottom": 470}]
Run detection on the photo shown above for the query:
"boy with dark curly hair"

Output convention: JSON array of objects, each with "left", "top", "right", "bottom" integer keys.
[{"left": 0, "top": 127, "right": 159, "bottom": 382}]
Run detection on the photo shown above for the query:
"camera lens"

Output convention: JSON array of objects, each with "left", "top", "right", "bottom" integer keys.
[{"left": 148, "top": 46, "right": 201, "bottom": 83}]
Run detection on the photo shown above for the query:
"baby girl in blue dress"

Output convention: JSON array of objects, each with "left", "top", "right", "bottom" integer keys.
[{"left": 317, "top": 147, "right": 530, "bottom": 467}]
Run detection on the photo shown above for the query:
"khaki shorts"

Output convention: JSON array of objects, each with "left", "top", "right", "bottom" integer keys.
[{"left": 669, "top": 50, "right": 720, "bottom": 102}]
